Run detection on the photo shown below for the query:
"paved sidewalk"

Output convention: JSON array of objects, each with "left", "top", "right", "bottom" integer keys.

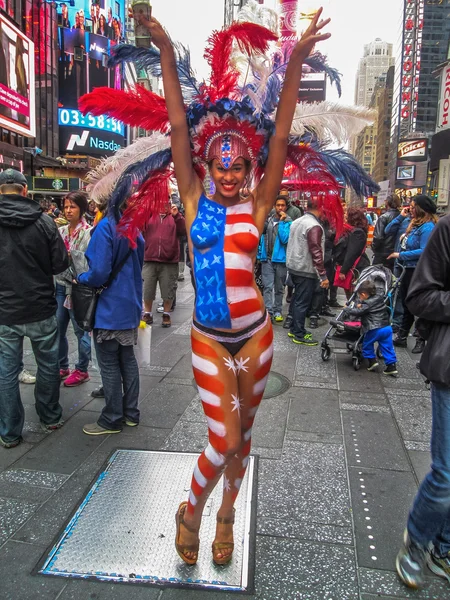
[{"left": 0, "top": 278, "right": 446, "bottom": 600}]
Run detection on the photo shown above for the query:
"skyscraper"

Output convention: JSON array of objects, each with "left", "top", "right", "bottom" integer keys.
[
  {"left": 389, "top": 0, "right": 450, "bottom": 195},
  {"left": 350, "top": 39, "right": 395, "bottom": 203},
  {"left": 354, "top": 39, "right": 396, "bottom": 108}
]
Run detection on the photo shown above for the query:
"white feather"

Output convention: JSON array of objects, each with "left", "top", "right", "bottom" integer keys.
[
  {"left": 289, "top": 102, "right": 377, "bottom": 145},
  {"left": 85, "top": 134, "right": 170, "bottom": 203},
  {"left": 236, "top": 0, "right": 279, "bottom": 34}
]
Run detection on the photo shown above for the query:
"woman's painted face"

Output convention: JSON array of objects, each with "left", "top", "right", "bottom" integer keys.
[
  {"left": 209, "top": 158, "right": 248, "bottom": 198},
  {"left": 64, "top": 199, "right": 81, "bottom": 223}
]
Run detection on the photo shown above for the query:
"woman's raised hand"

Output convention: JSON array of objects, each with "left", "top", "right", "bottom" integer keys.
[
  {"left": 128, "top": 9, "right": 171, "bottom": 49},
  {"left": 294, "top": 7, "right": 331, "bottom": 59}
]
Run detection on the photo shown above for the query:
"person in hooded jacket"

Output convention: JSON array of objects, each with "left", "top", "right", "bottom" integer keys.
[
  {"left": 395, "top": 212, "right": 450, "bottom": 590},
  {"left": 0, "top": 169, "right": 68, "bottom": 448}
]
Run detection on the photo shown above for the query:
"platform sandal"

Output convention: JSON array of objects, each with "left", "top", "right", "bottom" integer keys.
[
  {"left": 175, "top": 501, "right": 199, "bottom": 565},
  {"left": 212, "top": 509, "right": 235, "bottom": 565}
]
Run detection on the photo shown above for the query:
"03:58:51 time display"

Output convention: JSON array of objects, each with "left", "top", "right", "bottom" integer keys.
[{"left": 59, "top": 109, "right": 124, "bottom": 135}]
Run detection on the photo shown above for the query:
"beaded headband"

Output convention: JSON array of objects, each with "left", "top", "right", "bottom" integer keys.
[{"left": 204, "top": 130, "right": 254, "bottom": 169}]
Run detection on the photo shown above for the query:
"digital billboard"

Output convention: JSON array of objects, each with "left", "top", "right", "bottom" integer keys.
[
  {"left": 56, "top": 0, "right": 125, "bottom": 156},
  {"left": 56, "top": 0, "right": 125, "bottom": 42},
  {"left": 0, "top": 13, "right": 35, "bottom": 137},
  {"left": 59, "top": 127, "right": 125, "bottom": 156}
]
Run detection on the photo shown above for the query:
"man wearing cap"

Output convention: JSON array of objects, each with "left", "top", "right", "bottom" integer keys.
[{"left": 0, "top": 169, "right": 69, "bottom": 448}]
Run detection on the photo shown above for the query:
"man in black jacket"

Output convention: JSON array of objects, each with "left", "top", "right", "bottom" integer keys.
[
  {"left": 0, "top": 169, "right": 69, "bottom": 448},
  {"left": 396, "top": 213, "right": 450, "bottom": 589},
  {"left": 372, "top": 194, "right": 401, "bottom": 270}
]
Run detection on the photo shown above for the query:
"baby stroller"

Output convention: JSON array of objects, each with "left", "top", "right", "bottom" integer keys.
[{"left": 320, "top": 264, "right": 404, "bottom": 370}]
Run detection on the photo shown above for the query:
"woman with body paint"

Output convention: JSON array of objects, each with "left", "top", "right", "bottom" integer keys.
[{"left": 138, "top": 11, "right": 332, "bottom": 566}]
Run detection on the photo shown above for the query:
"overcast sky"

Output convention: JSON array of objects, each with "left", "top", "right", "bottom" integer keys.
[{"left": 149, "top": 0, "right": 404, "bottom": 106}]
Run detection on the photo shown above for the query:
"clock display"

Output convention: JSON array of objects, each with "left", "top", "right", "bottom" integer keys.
[{"left": 58, "top": 109, "right": 125, "bottom": 136}]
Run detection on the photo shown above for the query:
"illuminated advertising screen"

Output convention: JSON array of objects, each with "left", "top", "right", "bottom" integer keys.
[
  {"left": 56, "top": 0, "right": 125, "bottom": 42},
  {"left": 59, "top": 126, "right": 125, "bottom": 156},
  {"left": 57, "top": 0, "right": 125, "bottom": 156},
  {"left": 397, "top": 138, "right": 428, "bottom": 162},
  {"left": 0, "top": 14, "right": 35, "bottom": 137}
]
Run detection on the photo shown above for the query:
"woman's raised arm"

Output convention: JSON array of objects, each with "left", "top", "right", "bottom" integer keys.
[
  {"left": 254, "top": 8, "right": 331, "bottom": 222},
  {"left": 140, "top": 17, "right": 203, "bottom": 203}
]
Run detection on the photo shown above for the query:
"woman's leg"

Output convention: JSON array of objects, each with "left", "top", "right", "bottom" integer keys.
[
  {"left": 398, "top": 268, "right": 416, "bottom": 336},
  {"left": 185, "top": 331, "right": 241, "bottom": 527},
  {"left": 118, "top": 344, "right": 140, "bottom": 424},
  {"left": 68, "top": 309, "right": 91, "bottom": 372},
  {"left": 214, "top": 320, "right": 273, "bottom": 559},
  {"left": 55, "top": 284, "right": 70, "bottom": 370}
]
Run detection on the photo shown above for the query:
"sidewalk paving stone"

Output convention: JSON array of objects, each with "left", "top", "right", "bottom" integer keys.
[
  {"left": 0, "top": 540, "right": 66, "bottom": 600},
  {"left": 343, "top": 411, "right": 410, "bottom": 471},
  {"left": 288, "top": 388, "right": 341, "bottom": 435},
  {"left": 348, "top": 467, "right": 417, "bottom": 571},
  {"left": 258, "top": 440, "right": 351, "bottom": 527}
]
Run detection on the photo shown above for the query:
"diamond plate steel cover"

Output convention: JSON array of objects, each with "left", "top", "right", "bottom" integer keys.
[{"left": 39, "top": 450, "right": 256, "bottom": 592}]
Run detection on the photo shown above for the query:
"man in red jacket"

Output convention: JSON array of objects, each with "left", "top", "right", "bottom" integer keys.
[{"left": 142, "top": 201, "right": 186, "bottom": 327}]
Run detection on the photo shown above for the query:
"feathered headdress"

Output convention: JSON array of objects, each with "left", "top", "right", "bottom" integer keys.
[{"left": 79, "top": 10, "right": 375, "bottom": 244}]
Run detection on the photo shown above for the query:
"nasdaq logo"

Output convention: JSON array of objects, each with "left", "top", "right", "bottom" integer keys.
[{"left": 66, "top": 130, "right": 89, "bottom": 150}]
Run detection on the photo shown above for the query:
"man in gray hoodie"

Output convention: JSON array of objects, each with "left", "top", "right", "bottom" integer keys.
[{"left": 286, "top": 198, "right": 329, "bottom": 345}]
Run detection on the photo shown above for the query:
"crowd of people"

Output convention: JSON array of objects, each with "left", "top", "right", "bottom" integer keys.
[{"left": 0, "top": 5, "right": 449, "bottom": 590}]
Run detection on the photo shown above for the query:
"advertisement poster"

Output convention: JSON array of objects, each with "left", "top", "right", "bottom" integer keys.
[{"left": 0, "top": 14, "right": 35, "bottom": 137}]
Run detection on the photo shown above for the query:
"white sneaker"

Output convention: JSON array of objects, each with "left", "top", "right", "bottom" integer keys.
[{"left": 19, "top": 369, "right": 36, "bottom": 384}]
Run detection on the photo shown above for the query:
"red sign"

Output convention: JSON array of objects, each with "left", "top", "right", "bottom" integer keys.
[
  {"left": 400, "top": 0, "right": 424, "bottom": 129},
  {"left": 437, "top": 63, "right": 450, "bottom": 131}
]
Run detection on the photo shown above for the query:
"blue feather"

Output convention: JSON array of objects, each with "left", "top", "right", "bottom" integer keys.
[
  {"left": 318, "top": 148, "right": 380, "bottom": 196},
  {"left": 261, "top": 73, "right": 282, "bottom": 115},
  {"left": 304, "top": 53, "right": 342, "bottom": 98},
  {"left": 108, "top": 43, "right": 200, "bottom": 100},
  {"left": 109, "top": 148, "right": 173, "bottom": 221}
]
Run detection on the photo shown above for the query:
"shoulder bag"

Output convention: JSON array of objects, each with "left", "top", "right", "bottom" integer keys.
[{"left": 71, "top": 249, "right": 132, "bottom": 332}]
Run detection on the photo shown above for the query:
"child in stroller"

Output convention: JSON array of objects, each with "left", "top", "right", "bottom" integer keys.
[
  {"left": 340, "top": 279, "right": 398, "bottom": 375},
  {"left": 321, "top": 265, "right": 402, "bottom": 373}
]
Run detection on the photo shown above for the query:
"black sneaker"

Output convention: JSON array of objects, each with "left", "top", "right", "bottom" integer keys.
[
  {"left": 427, "top": 547, "right": 450, "bottom": 583},
  {"left": 384, "top": 363, "right": 398, "bottom": 376},
  {"left": 394, "top": 336, "right": 408, "bottom": 348},
  {"left": 329, "top": 300, "right": 343, "bottom": 308},
  {"left": 309, "top": 316, "right": 319, "bottom": 329},
  {"left": 91, "top": 386, "right": 105, "bottom": 398},
  {"left": 412, "top": 338, "right": 425, "bottom": 354},
  {"left": 396, "top": 530, "right": 426, "bottom": 589},
  {"left": 320, "top": 307, "right": 336, "bottom": 317},
  {"left": 367, "top": 358, "right": 379, "bottom": 371},
  {"left": 291, "top": 333, "right": 318, "bottom": 346},
  {"left": 283, "top": 315, "right": 293, "bottom": 329}
]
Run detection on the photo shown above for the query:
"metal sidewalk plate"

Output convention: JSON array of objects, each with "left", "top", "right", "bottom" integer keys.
[{"left": 39, "top": 450, "right": 256, "bottom": 592}]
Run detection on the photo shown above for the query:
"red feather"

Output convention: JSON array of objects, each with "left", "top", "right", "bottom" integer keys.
[
  {"left": 118, "top": 169, "right": 174, "bottom": 247},
  {"left": 201, "top": 22, "right": 278, "bottom": 102},
  {"left": 79, "top": 86, "right": 170, "bottom": 133},
  {"left": 286, "top": 145, "right": 344, "bottom": 237}
]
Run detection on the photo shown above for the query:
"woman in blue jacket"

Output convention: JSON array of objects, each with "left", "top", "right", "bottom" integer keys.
[
  {"left": 387, "top": 195, "right": 437, "bottom": 354},
  {"left": 77, "top": 214, "right": 145, "bottom": 435}
]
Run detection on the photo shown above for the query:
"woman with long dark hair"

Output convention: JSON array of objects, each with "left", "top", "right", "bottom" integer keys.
[
  {"left": 334, "top": 207, "right": 370, "bottom": 299},
  {"left": 387, "top": 195, "right": 437, "bottom": 354}
]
